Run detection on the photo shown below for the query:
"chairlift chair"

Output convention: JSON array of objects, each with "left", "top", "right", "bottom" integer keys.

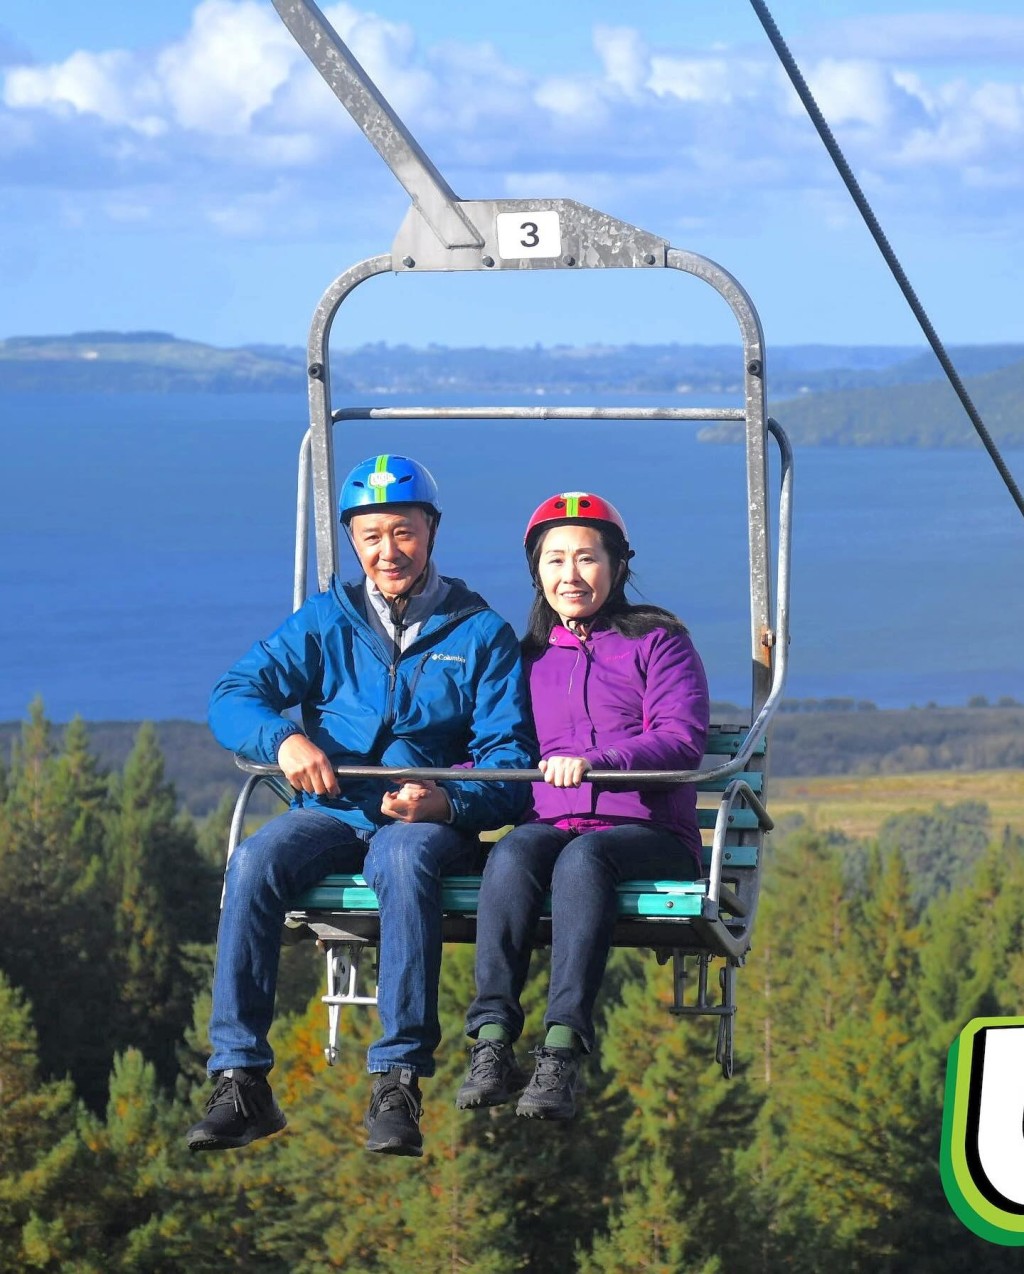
[{"left": 226, "top": 0, "right": 794, "bottom": 1079}]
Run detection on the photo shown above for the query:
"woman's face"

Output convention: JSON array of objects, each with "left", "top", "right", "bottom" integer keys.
[{"left": 536, "top": 524, "right": 615, "bottom": 623}]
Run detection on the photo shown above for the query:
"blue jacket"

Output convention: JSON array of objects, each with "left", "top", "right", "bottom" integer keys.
[{"left": 209, "top": 575, "right": 536, "bottom": 833}]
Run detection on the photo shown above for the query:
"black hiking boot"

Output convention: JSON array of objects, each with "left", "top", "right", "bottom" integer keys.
[
  {"left": 515, "top": 1047, "right": 584, "bottom": 1121},
  {"left": 186, "top": 1068, "right": 287, "bottom": 1152},
  {"left": 364, "top": 1067, "right": 423, "bottom": 1157},
  {"left": 455, "top": 1039, "right": 529, "bottom": 1110}
]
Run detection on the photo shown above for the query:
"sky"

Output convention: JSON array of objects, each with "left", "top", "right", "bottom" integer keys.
[{"left": 2, "top": 1, "right": 1023, "bottom": 350}]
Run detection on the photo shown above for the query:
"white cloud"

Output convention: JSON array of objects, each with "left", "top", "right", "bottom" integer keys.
[
  {"left": 801, "top": 58, "right": 914, "bottom": 130},
  {"left": 533, "top": 75, "right": 608, "bottom": 124},
  {"left": 808, "top": 13, "right": 1024, "bottom": 62},
  {"left": 593, "top": 26, "right": 647, "bottom": 99},
  {"left": 1, "top": 1, "right": 1022, "bottom": 243},
  {"left": 156, "top": 0, "right": 296, "bottom": 135},
  {"left": 647, "top": 56, "right": 745, "bottom": 104},
  {"left": 4, "top": 47, "right": 166, "bottom": 135}
]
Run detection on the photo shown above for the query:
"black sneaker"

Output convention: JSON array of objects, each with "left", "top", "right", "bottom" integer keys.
[
  {"left": 515, "top": 1047, "right": 584, "bottom": 1121},
  {"left": 364, "top": 1067, "right": 423, "bottom": 1157},
  {"left": 186, "top": 1068, "right": 287, "bottom": 1152},
  {"left": 455, "top": 1039, "right": 529, "bottom": 1110}
]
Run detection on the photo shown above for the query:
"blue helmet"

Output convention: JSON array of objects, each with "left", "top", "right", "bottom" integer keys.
[{"left": 339, "top": 454, "right": 441, "bottom": 524}]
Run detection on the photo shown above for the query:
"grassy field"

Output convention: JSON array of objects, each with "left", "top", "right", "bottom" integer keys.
[{"left": 766, "top": 769, "right": 1024, "bottom": 841}]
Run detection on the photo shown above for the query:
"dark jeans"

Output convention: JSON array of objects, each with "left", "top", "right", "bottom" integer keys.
[
  {"left": 465, "top": 822, "right": 695, "bottom": 1051},
  {"left": 209, "top": 808, "right": 481, "bottom": 1078}
]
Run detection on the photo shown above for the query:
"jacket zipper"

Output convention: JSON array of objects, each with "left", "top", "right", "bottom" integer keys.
[{"left": 381, "top": 610, "right": 480, "bottom": 728}]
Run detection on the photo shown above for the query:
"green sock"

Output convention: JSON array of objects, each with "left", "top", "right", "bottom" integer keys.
[
  {"left": 478, "top": 1023, "right": 510, "bottom": 1044},
  {"left": 544, "top": 1024, "right": 579, "bottom": 1051}
]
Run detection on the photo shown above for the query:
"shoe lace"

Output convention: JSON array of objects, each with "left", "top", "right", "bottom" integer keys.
[
  {"left": 370, "top": 1073, "right": 420, "bottom": 1121},
  {"left": 206, "top": 1072, "right": 257, "bottom": 1119},
  {"left": 469, "top": 1040, "right": 509, "bottom": 1082},
  {"left": 529, "top": 1048, "right": 574, "bottom": 1093}
]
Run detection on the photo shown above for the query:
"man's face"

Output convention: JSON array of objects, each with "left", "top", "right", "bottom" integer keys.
[{"left": 348, "top": 506, "right": 433, "bottom": 600}]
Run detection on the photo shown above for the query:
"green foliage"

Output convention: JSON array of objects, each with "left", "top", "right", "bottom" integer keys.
[
  {"left": 0, "top": 702, "right": 119, "bottom": 1106},
  {"left": 877, "top": 800, "right": 991, "bottom": 913},
  {"left": 0, "top": 973, "right": 93, "bottom": 1274},
  {"left": 6, "top": 705, "right": 1024, "bottom": 1269},
  {"left": 0, "top": 704, "right": 219, "bottom": 1109},
  {"left": 105, "top": 724, "right": 221, "bottom": 1089}
]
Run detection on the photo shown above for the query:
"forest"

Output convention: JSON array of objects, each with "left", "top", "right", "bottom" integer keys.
[{"left": 3, "top": 701, "right": 1024, "bottom": 1271}]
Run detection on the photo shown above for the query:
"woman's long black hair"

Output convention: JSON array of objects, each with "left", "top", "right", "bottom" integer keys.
[{"left": 521, "top": 520, "right": 687, "bottom": 655}]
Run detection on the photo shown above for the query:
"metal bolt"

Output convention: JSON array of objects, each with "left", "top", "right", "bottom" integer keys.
[
  {"left": 561, "top": 254, "right": 576, "bottom": 266},
  {"left": 747, "top": 359, "right": 762, "bottom": 376},
  {"left": 482, "top": 255, "right": 495, "bottom": 268},
  {"left": 402, "top": 256, "right": 415, "bottom": 268},
  {"left": 307, "top": 362, "right": 323, "bottom": 379},
  {"left": 762, "top": 629, "right": 777, "bottom": 648},
  {"left": 643, "top": 253, "right": 657, "bottom": 265}
]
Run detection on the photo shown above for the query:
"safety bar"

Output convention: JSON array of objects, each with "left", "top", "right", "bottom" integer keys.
[{"left": 332, "top": 407, "right": 748, "bottom": 422}]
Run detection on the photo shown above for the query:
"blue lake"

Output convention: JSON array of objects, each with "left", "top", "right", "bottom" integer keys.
[{"left": 1, "top": 388, "right": 1022, "bottom": 721}]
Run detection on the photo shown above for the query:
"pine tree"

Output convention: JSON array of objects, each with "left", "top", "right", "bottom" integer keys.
[
  {"left": 580, "top": 1149, "right": 719, "bottom": 1274},
  {"left": 105, "top": 723, "right": 220, "bottom": 1088},
  {"left": 0, "top": 973, "right": 92, "bottom": 1274},
  {"left": 740, "top": 825, "right": 860, "bottom": 1269},
  {"left": 0, "top": 702, "right": 118, "bottom": 1107},
  {"left": 590, "top": 947, "right": 760, "bottom": 1271}
]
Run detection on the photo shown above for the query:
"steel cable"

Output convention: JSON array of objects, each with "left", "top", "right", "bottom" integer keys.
[{"left": 749, "top": 0, "right": 1024, "bottom": 520}]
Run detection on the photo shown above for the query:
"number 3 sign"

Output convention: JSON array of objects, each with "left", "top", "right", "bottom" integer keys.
[{"left": 496, "top": 210, "right": 562, "bottom": 260}]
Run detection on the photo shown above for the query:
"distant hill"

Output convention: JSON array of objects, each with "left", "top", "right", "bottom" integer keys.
[
  {"left": 0, "top": 328, "right": 318, "bottom": 392},
  {"left": 2, "top": 331, "right": 1023, "bottom": 447},
  {"left": 0, "top": 331, "right": 319, "bottom": 394},
  {"left": 701, "top": 356, "right": 1024, "bottom": 448}
]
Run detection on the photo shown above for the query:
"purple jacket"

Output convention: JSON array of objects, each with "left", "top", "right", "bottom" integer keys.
[{"left": 525, "top": 622, "right": 710, "bottom": 866}]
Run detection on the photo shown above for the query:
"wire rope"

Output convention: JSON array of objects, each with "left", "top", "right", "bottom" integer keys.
[{"left": 748, "top": 0, "right": 1024, "bottom": 521}]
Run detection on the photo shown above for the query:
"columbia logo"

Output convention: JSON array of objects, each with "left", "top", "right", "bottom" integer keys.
[{"left": 431, "top": 652, "right": 466, "bottom": 664}]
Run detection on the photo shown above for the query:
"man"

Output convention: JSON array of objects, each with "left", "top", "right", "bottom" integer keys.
[{"left": 186, "top": 454, "right": 534, "bottom": 1157}]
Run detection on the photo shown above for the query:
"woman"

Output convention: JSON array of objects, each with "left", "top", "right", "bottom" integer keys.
[{"left": 456, "top": 491, "right": 710, "bottom": 1121}]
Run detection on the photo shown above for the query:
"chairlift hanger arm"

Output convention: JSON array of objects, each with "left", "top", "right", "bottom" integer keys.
[
  {"left": 272, "top": 0, "right": 482, "bottom": 249},
  {"left": 273, "top": 0, "right": 668, "bottom": 271}
]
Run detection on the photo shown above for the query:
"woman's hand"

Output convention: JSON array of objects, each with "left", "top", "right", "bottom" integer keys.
[
  {"left": 277, "top": 733, "right": 340, "bottom": 798},
  {"left": 539, "top": 756, "right": 592, "bottom": 788},
  {"left": 381, "top": 779, "right": 452, "bottom": 823}
]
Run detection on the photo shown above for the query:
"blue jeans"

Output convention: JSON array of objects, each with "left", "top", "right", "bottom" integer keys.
[
  {"left": 209, "top": 808, "right": 480, "bottom": 1077},
  {"left": 465, "top": 822, "right": 694, "bottom": 1052}
]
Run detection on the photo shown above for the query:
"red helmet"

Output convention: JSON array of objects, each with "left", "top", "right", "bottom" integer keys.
[{"left": 524, "top": 492, "right": 630, "bottom": 552}]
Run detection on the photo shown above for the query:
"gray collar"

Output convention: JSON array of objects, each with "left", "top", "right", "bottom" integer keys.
[{"left": 363, "top": 560, "right": 450, "bottom": 649}]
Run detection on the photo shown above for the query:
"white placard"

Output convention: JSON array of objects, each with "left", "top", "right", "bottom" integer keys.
[{"left": 496, "top": 210, "right": 562, "bottom": 260}]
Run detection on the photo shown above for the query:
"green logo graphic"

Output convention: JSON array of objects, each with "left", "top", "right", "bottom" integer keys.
[{"left": 941, "top": 1016, "right": 1024, "bottom": 1245}]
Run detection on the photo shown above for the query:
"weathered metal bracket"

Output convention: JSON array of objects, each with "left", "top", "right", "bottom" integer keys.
[{"left": 392, "top": 198, "right": 667, "bottom": 273}]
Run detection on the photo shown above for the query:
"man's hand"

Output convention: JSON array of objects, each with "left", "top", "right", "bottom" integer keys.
[
  {"left": 539, "top": 756, "right": 591, "bottom": 788},
  {"left": 381, "top": 779, "right": 452, "bottom": 823},
  {"left": 277, "top": 733, "right": 340, "bottom": 798}
]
